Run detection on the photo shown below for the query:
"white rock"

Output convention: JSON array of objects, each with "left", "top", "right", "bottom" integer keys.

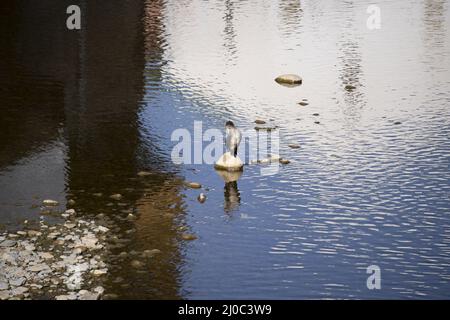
[
  {"left": 214, "top": 152, "right": 243, "bottom": 172},
  {"left": 43, "top": 199, "right": 59, "bottom": 206}
]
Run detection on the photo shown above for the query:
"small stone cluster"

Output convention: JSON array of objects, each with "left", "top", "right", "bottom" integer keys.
[{"left": 0, "top": 208, "right": 108, "bottom": 300}]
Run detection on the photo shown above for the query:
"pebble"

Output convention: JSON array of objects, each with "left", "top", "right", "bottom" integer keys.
[
  {"left": 279, "top": 158, "right": 291, "bottom": 165},
  {"left": 109, "top": 194, "right": 123, "bottom": 201},
  {"left": 298, "top": 101, "right": 309, "bottom": 106},
  {"left": 130, "top": 260, "right": 144, "bottom": 269},
  {"left": 181, "top": 233, "right": 198, "bottom": 241},
  {"left": 91, "top": 269, "right": 107, "bottom": 277},
  {"left": 288, "top": 144, "right": 300, "bottom": 149},
  {"left": 137, "top": 171, "right": 152, "bottom": 177},
  {"left": 42, "top": 199, "right": 59, "bottom": 206},
  {"left": 186, "top": 182, "right": 202, "bottom": 189},
  {"left": 275, "top": 74, "right": 303, "bottom": 85},
  {"left": 0, "top": 240, "right": 17, "bottom": 247},
  {"left": 0, "top": 282, "right": 8, "bottom": 290},
  {"left": 254, "top": 119, "right": 266, "bottom": 124},
  {"left": 142, "top": 249, "right": 161, "bottom": 258},
  {"left": 345, "top": 84, "right": 356, "bottom": 91},
  {"left": 9, "top": 277, "right": 26, "bottom": 287}
]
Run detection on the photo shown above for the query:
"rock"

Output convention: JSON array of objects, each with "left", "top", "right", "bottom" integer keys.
[
  {"left": 314, "top": 121, "right": 320, "bottom": 124},
  {"left": 42, "top": 199, "right": 59, "bottom": 206},
  {"left": 91, "top": 269, "right": 107, "bottom": 277},
  {"left": 55, "top": 294, "right": 77, "bottom": 300},
  {"left": 94, "top": 286, "right": 105, "bottom": 295},
  {"left": 92, "top": 193, "right": 103, "bottom": 197},
  {"left": 254, "top": 126, "right": 276, "bottom": 131},
  {"left": 65, "top": 209, "right": 76, "bottom": 215},
  {"left": 0, "top": 291, "right": 10, "bottom": 300},
  {"left": 11, "top": 287, "right": 28, "bottom": 296},
  {"left": 186, "top": 182, "right": 202, "bottom": 189},
  {"left": 109, "top": 194, "right": 122, "bottom": 201},
  {"left": 137, "top": 171, "right": 152, "bottom": 177},
  {"left": 130, "top": 260, "right": 144, "bottom": 269},
  {"left": 345, "top": 84, "right": 356, "bottom": 91},
  {"left": 80, "top": 235, "right": 98, "bottom": 249},
  {"left": 9, "top": 277, "right": 26, "bottom": 287},
  {"left": 142, "top": 249, "right": 161, "bottom": 258},
  {"left": 68, "top": 199, "right": 76, "bottom": 206},
  {"left": 197, "top": 193, "right": 206, "bottom": 203},
  {"left": 17, "top": 231, "right": 27, "bottom": 236},
  {"left": 103, "top": 293, "right": 119, "bottom": 300},
  {"left": 40, "top": 252, "right": 54, "bottom": 260},
  {"left": 47, "top": 232, "right": 60, "bottom": 240},
  {"left": 27, "top": 230, "right": 42, "bottom": 237},
  {"left": 288, "top": 144, "right": 300, "bottom": 149},
  {"left": 64, "top": 223, "right": 76, "bottom": 229},
  {"left": 181, "top": 233, "right": 197, "bottom": 241},
  {"left": 214, "top": 152, "right": 244, "bottom": 172},
  {"left": 298, "top": 101, "right": 309, "bottom": 106},
  {"left": 279, "top": 158, "right": 291, "bottom": 165},
  {"left": 28, "top": 263, "right": 50, "bottom": 272},
  {"left": 394, "top": 121, "right": 402, "bottom": 125},
  {"left": 95, "top": 226, "right": 109, "bottom": 233},
  {"left": 254, "top": 119, "right": 266, "bottom": 124},
  {"left": 275, "top": 74, "right": 302, "bottom": 85},
  {"left": 250, "top": 154, "right": 281, "bottom": 164},
  {"left": 312, "top": 113, "right": 319, "bottom": 116},
  {"left": 126, "top": 214, "right": 136, "bottom": 221},
  {"left": 0, "top": 240, "right": 17, "bottom": 247},
  {"left": 0, "top": 282, "right": 8, "bottom": 291}
]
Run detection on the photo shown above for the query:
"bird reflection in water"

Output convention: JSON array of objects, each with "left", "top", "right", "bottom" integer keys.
[{"left": 215, "top": 169, "right": 242, "bottom": 213}]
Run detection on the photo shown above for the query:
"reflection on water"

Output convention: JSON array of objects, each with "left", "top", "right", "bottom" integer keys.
[{"left": 1, "top": 0, "right": 450, "bottom": 299}]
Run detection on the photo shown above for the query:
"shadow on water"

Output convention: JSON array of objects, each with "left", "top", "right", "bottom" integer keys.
[{"left": 0, "top": 0, "right": 185, "bottom": 299}]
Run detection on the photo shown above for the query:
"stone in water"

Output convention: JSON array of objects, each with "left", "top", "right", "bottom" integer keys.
[{"left": 214, "top": 152, "right": 243, "bottom": 172}]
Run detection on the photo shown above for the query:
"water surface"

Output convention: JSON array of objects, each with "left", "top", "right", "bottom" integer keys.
[{"left": 0, "top": 0, "right": 449, "bottom": 299}]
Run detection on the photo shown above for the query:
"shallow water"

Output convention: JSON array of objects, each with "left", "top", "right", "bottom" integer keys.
[{"left": 0, "top": 0, "right": 449, "bottom": 299}]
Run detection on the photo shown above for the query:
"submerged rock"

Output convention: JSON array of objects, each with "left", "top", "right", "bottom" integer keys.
[
  {"left": 130, "top": 260, "right": 144, "bottom": 269},
  {"left": 275, "top": 74, "right": 303, "bottom": 85},
  {"left": 279, "top": 158, "right": 291, "bottom": 165},
  {"left": 142, "top": 249, "right": 161, "bottom": 258},
  {"left": 109, "top": 194, "right": 122, "bottom": 201},
  {"left": 254, "top": 119, "right": 266, "bottom": 124},
  {"left": 137, "top": 171, "right": 152, "bottom": 177},
  {"left": 181, "top": 233, "right": 198, "bottom": 241},
  {"left": 288, "top": 144, "right": 301, "bottom": 149},
  {"left": 42, "top": 199, "right": 59, "bottom": 207}
]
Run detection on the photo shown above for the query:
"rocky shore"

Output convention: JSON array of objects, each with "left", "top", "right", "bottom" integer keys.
[{"left": 0, "top": 208, "right": 108, "bottom": 300}]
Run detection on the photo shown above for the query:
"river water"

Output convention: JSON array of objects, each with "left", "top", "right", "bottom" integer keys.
[{"left": 0, "top": 0, "right": 449, "bottom": 299}]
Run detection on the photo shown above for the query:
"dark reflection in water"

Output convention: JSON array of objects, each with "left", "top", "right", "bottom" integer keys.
[
  {"left": 0, "top": 0, "right": 184, "bottom": 299},
  {"left": 1, "top": 0, "right": 450, "bottom": 299}
]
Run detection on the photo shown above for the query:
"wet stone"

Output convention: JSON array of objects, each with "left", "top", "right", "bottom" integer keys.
[
  {"left": 0, "top": 240, "right": 17, "bottom": 247},
  {"left": 186, "top": 182, "right": 202, "bottom": 189},
  {"left": 181, "top": 233, "right": 198, "bottom": 241},
  {"left": 42, "top": 199, "right": 59, "bottom": 207}
]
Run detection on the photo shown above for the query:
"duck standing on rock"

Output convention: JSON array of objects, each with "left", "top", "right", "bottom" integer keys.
[{"left": 225, "top": 121, "right": 241, "bottom": 157}]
